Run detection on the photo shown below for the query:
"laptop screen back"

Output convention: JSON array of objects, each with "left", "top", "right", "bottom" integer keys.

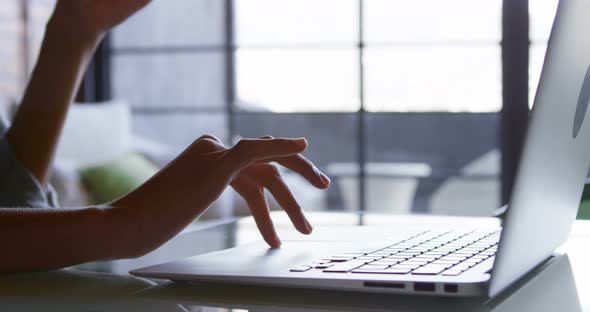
[{"left": 489, "top": 0, "right": 590, "bottom": 296}]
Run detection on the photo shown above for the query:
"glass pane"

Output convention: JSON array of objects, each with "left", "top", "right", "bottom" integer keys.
[
  {"left": 235, "top": 0, "right": 357, "bottom": 45},
  {"left": 365, "top": 0, "right": 502, "bottom": 43},
  {"left": 365, "top": 46, "right": 501, "bottom": 112},
  {"left": 530, "top": 0, "right": 559, "bottom": 42},
  {"left": 27, "top": 0, "right": 56, "bottom": 74},
  {"left": 112, "top": 53, "right": 226, "bottom": 109},
  {"left": 529, "top": 0, "right": 558, "bottom": 108},
  {"left": 530, "top": 42, "right": 549, "bottom": 107},
  {"left": 113, "top": 0, "right": 225, "bottom": 48},
  {"left": 132, "top": 113, "right": 228, "bottom": 155},
  {"left": 0, "top": 1, "right": 23, "bottom": 99},
  {"left": 235, "top": 113, "right": 359, "bottom": 211},
  {"left": 366, "top": 113, "right": 500, "bottom": 215},
  {"left": 236, "top": 49, "right": 359, "bottom": 112}
]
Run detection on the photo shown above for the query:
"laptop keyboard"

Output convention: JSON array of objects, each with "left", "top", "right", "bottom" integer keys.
[{"left": 291, "top": 228, "right": 500, "bottom": 276}]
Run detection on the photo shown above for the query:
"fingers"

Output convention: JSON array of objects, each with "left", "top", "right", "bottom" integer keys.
[
  {"left": 264, "top": 154, "right": 331, "bottom": 189},
  {"left": 231, "top": 176, "right": 281, "bottom": 248},
  {"left": 242, "top": 164, "right": 313, "bottom": 235},
  {"left": 190, "top": 134, "right": 329, "bottom": 190},
  {"left": 255, "top": 136, "right": 329, "bottom": 189},
  {"left": 125, "top": 0, "right": 152, "bottom": 12},
  {"left": 186, "top": 135, "right": 226, "bottom": 155},
  {"left": 223, "top": 138, "right": 308, "bottom": 171}
]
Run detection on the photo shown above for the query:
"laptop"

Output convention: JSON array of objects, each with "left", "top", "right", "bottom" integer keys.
[{"left": 131, "top": 0, "right": 590, "bottom": 297}]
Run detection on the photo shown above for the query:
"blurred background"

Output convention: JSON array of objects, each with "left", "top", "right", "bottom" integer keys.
[{"left": 0, "top": 0, "right": 559, "bottom": 219}]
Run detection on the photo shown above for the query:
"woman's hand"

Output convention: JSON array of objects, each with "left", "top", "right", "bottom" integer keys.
[
  {"left": 114, "top": 136, "right": 330, "bottom": 256},
  {"left": 50, "top": 0, "right": 151, "bottom": 43}
]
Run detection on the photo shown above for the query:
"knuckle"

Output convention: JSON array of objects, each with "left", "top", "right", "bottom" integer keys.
[
  {"left": 197, "top": 134, "right": 221, "bottom": 143},
  {"left": 264, "top": 164, "right": 282, "bottom": 178},
  {"left": 192, "top": 137, "right": 219, "bottom": 151},
  {"left": 251, "top": 187, "right": 266, "bottom": 199},
  {"left": 234, "top": 139, "right": 248, "bottom": 149},
  {"left": 233, "top": 139, "right": 252, "bottom": 155},
  {"left": 257, "top": 187, "right": 267, "bottom": 197}
]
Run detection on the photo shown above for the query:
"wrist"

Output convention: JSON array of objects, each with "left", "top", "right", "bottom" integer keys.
[{"left": 110, "top": 195, "right": 158, "bottom": 259}]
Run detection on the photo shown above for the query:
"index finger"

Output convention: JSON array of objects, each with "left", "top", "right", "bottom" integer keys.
[
  {"left": 259, "top": 154, "right": 331, "bottom": 189},
  {"left": 223, "top": 138, "right": 308, "bottom": 171}
]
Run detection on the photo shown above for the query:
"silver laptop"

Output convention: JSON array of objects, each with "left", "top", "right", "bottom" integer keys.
[{"left": 132, "top": 0, "right": 590, "bottom": 297}]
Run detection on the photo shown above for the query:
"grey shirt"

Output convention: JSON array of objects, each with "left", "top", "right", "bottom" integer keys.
[{"left": 0, "top": 116, "right": 58, "bottom": 208}]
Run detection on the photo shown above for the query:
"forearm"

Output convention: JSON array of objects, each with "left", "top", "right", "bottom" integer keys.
[
  {"left": 0, "top": 206, "right": 120, "bottom": 273},
  {"left": 6, "top": 18, "right": 100, "bottom": 186},
  {"left": 0, "top": 160, "right": 219, "bottom": 273},
  {"left": 0, "top": 206, "right": 127, "bottom": 273}
]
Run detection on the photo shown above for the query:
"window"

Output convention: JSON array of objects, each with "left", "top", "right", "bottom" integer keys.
[
  {"left": 231, "top": 0, "right": 501, "bottom": 215},
  {"left": 112, "top": 0, "right": 228, "bottom": 155},
  {"left": 110, "top": 0, "right": 552, "bottom": 217},
  {"left": 364, "top": 0, "right": 502, "bottom": 113},
  {"left": 0, "top": 0, "right": 54, "bottom": 110},
  {"left": 0, "top": 1, "right": 23, "bottom": 104},
  {"left": 0, "top": 0, "right": 550, "bottom": 217},
  {"left": 529, "top": 0, "right": 560, "bottom": 106}
]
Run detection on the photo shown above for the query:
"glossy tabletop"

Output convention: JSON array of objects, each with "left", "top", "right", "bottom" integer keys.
[{"left": 1, "top": 212, "right": 589, "bottom": 311}]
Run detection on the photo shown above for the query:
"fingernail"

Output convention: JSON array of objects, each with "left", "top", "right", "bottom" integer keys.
[
  {"left": 320, "top": 173, "right": 331, "bottom": 187},
  {"left": 294, "top": 138, "right": 307, "bottom": 149},
  {"left": 305, "top": 219, "right": 313, "bottom": 234},
  {"left": 272, "top": 236, "right": 282, "bottom": 248}
]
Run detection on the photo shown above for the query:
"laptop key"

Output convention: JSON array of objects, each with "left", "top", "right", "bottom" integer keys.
[
  {"left": 440, "top": 256, "right": 468, "bottom": 261},
  {"left": 401, "top": 260, "right": 429, "bottom": 265},
  {"left": 412, "top": 265, "right": 447, "bottom": 275},
  {"left": 323, "top": 262, "right": 365, "bottom": 273},
  {"left": 355, "top": 256, "right": 384, "bottom": 260},
  {"left": 290, "top": 265, "right": 312, "bottom": 272},
  {"left": 358, "top": 264, "right": 390, "bottom": 270},
  {"left": 352, "top": 268, "right": 412, "bottom": 274},
  {"left": 434, "top": 247, "right": 458, "bottom": 252},
  {"left": 408, "top": 247, "right": 432, "bottom": 252},
  {"left": 452, "top": 265, "right": 472, "bottom": 271},
  {"left": 397, "top": 252, "right": 421, "bottom": 256},
  {"left": 415, "top": 255, "right": 441, "bottom": 261},
  {"left": 390, "top": 263, "right": 421, "bottom": 269},
  {"left": 432, "top": 259, "right": 460, "bottom": 265},
  {"left": 325, "top": 258, "right": 351, "bottom": 263},
  {"left": 387, "top": 255, "right": 411, "bottom": 260},
  {"left": 462, "top": 247, "right": 485, "bottom": 251},
  {"left": 453, "top": 251, "right": 477, "bottom": 256},
  {"left": 463, "top": 258, "right": 484, "bottom": 264},
  {"left": 373, "top": 260, "right": 400, "bottom": 265},
  {"left": 424, "top": 262, "right": 453, "bottom": 269},
  {"left": 313, "top": 263, "right": 334, "bottom": 269},
  {"left": 328, "top": 255, "right": 355, "bottom": 259}
]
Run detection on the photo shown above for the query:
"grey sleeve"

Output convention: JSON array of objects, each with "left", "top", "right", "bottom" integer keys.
[{"left": 0, "top": 136, "right": 59, "bottom": 208}]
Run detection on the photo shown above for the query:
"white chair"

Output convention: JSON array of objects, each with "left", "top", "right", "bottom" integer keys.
[{"left": 326, "top": 162, "right": 431, "bottom": 214}]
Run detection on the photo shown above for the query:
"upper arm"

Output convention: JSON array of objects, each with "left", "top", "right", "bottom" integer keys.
[{"left": 0, "top": 132, "right": 59, "bottom": 209}]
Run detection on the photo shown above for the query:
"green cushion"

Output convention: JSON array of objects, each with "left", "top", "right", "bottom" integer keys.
[
  {"left": 578, "top": 200, "right": 590, "bottom": 220},
  {"left": 81, "top": 153, "right": 159, "bottom": 204},
  {"left": 577, "top": 183, "right": 590, "bottom": 220}
]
